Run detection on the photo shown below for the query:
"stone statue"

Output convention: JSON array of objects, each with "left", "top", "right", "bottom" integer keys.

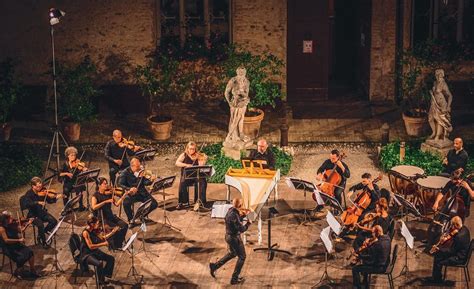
[
  {"left": 428, "top": 69, "right": 453, "bottom": 142},
  {"left": 223, "top": 66, "right": 251, "bottom": 150}
]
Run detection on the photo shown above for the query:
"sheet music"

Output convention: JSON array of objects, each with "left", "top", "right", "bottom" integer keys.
[
  {"left": 314, "top": 189, "right": 324, "bottom": 206},
  {"left": 326, "top": 211, "right": 342, "bottom": 236},
  {"left": 122, "top": 232, "right": 138, "bottom": 251},
  {"left": 400, "top": 221, "right": 414, "bottom": 249},
  {"left": 46, "top": 216, "right": 65, "bottom": 244},
  {"left": 140, "top": 222, "right": 147, "bottom": 232},
  {"left": 285, "top": 178, "right": 296, "bottom": 190},
  {"left": 320, "top": 226, "right": 333, "bottom": 253}
]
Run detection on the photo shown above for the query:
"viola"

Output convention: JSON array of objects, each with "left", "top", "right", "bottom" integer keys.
[
  {"left": 70, "top": 159, "right": 86, "bottom": 170},
  {"left": 430, "top": 227, "right": 459, "bottom": 254},
  {"left": 341, "top": 174, "right": 383, "bottom": 229},
  {"left": 316, "top": 152, "right": 346, "bottom": 198},
  {"left": 349, "top": 236, "right": 378, "bottom": 265}
]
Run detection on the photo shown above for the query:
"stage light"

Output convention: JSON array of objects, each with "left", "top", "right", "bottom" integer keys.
[{"left": 49, "top": 8, "right": 65, "bottom": 25}]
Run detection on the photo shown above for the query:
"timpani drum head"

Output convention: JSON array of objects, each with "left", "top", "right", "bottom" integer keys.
[
  {"left": 390, "top": 165, "right": 425, "bottom": 178},
  {"left": 416, "top": 176, "right": 450, "bottom": 189}
]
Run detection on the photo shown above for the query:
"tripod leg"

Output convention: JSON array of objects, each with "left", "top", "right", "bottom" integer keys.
[{"left": 44, "top": 132, "right": 57, "bottom": 177}]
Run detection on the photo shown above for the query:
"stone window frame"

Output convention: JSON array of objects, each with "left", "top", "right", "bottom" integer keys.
[{"left": 156, "top": 0, "right": 232, "bottom": 48}]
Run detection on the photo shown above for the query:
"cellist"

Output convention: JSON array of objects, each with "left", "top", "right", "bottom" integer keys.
[
  {"left": 316, "top": 149, "right": 350, "bottom": 211},
  {"left": 347, "top": 173, "right": 381, "bottom": 220}
]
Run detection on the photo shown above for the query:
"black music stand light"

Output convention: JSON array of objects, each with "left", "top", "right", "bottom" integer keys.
[
  {"left": 182, "top": 165, "right": 213, "bottom": 212},
  {"left": 75, "top": 168, "right": 100, "bottom": 210},
  {"left": 287, "top": 177, "right": 316, "bottom": 225},
  {"left": 151, "top": 175, "right": 180, "bottom": 231},
  {"left": 60, "top": 192, "right": 83, "bottom": 233},
  {"left": 254, "top": 207, "right": 292, "bottom": 261}
]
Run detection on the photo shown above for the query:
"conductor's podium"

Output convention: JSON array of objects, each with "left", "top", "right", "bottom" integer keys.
[{"left": 225, "top": 160, "right": 280, "bottom": 244}]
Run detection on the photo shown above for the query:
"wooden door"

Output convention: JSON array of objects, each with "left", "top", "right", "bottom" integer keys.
[{"left": 287, "top": 0, "right": 329, "bottom": 101}]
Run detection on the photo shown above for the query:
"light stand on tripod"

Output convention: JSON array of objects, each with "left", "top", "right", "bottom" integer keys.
[{"left": 44, "top": 8, "right": 68, "bottom": 181}]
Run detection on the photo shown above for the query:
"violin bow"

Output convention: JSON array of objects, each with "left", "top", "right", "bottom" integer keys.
[
  {"left": 120, "top": 135, "right": 132, "bottom": 162},
  {"left": 16, "top": 211, "right": 25, "bottom": 240},
  {"left": 41, "top": 177, "right": 55, "bottom": 210},
  {"left": 71, "top": 150, "right": 86, "bottom": 176}
]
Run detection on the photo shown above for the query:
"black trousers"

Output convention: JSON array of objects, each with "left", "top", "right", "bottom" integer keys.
[
  {"left": 123, "top": 192, "right": 159, "bottom": 222},
  {"left": 214, "top": 234, "right": 246, "bottom": 281},
  {"left": 63, "top": 184, "right": 84, "bottom": 208},
  {"left": 105, "top": 215, "right": 128, "bottom": 249},
  {"left": 109, "top": 166, "right": 120, "bottom": 186},
  {"left": 178, "top": 179, "right": 207, "bottom": 204},
  {"left": 4, "top": 244, "right": 33, "bottom": 268},
  {"left": 334, "top": 186, "right": 344, "bottom": 208},
  {"left": 84, "top": 250, "right": 115, "bottom": 282},
  {"left": 432, "top": 250, "right": 464, "bottom": 281},
  {"left": 32, "top": 212, "right": 58, "bottom": 243},
  {"left": 352, "top": 264, "right": 384, "bottom": 289}
]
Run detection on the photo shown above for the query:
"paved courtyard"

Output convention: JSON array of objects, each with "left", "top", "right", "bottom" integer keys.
[{"left": 0, "top": 144, "right": 472, "bottom": 288}]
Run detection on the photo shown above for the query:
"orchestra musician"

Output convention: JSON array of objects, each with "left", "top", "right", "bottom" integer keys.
[
  {"left": 175, "top": 141, "right": 208, "bottom": 210},
  {"left": 21, "top": 177, "right": 60, "bottom": 248},
  {"left": 422, "top": 216, "right": 471, "bottom": 285},
  {"left": 59, "top": 146, "right": 87, "bottom": 211},
  {"left": 351, "top": 225, "right": 391, "bottom": 289},
  {"left": 209, "top": 198, "right": 251, "bottom": 285},
  {"left": 80, "top": 215, "right": 116, "bottom": 285},
  {"left": 347, "top": 173, "right": 381, "bottom": 220},
  {"left": 432, "top": 169, "right": 473, "bottom": 219},
  {"left": 118, "top": 157, "right": 158, "bottom": 225},
  {"left": 105, "top": 129, "right": 141, "bottom": 185},
  {"left": 442, "top": 137, "right": 469, "bottom": 176},
  {"left": 248, "top": 138, "right": 275, "bottom": 170},
  {"left": 352, "top": 198, "right": 393, "bottom": 251},
  {"left": 316, "top": 149, "right": 350, "bottom": 208},
  {"left": 0, "top": 211, "right": 39, "bottom": 279},
  {"left": 91, "top": 177, "right": 128, "bottom": 250}
]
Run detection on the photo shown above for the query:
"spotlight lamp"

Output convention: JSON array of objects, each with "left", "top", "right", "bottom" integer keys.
[{"left": 49, "top": 8, "right": 65, "bottom": 25}]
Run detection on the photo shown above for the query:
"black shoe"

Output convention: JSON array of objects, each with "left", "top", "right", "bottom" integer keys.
[
  {"left": 209, "top": 263, "right": 217, "bottom": 278},
  {"left": 421, "top": 277, "right": 443, "bottom": 285},
  {"left": 230, "top": 277, "right": 245, "bottom": 285}
]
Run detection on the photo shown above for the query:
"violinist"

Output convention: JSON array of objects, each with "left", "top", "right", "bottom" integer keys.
[
  {"left": 351, "top": 225, "right": 391, "bottom": 289},
  {"left": 422, "top": 216, "right": 470, "bottom": 285},
  {"left": 209, "top": 198, "right": 251, "bottom": 285},
  {"left": 175, "top": 141, "right": 208, "bottom": 210},
  {"left": 347, "top": 173, "right": 381, "bottom": 220},
  {"left": 352, "top": 198, "right": 393, "bottom": 251},
  {"left": 0, "top": 211, "right": 39, "bottom": 279},
  {"left": 118, "top": 157, "right": 158, "bottom": 224},
  {"left": 316, "top": 149, "right": 350, "bottom": 209},
  {"left": 80, "top": 215, "right": 116, "bottom": 285},
  {"left": 21, "top": 177, "right": 59, "bottom": 247},
  {"left": 105, "top": 130, "right": 141, "bottom": 185},
  {"left": 248, "top": 139, "right": 275, "bottom": 170},
  {"left": 91, "top": 177, "right": 128, "bottom": 250},
  {"left": 59, "top": 146, "right": 87, "bottom": 211}
]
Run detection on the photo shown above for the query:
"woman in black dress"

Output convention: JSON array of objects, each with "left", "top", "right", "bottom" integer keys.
[{"left": 59, "top": 146, "right": 88, "bottom": 211}]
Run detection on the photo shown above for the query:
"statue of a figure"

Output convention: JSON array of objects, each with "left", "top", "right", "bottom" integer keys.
[
  {"left": 428, "top": 69, "right": 453, "bottom": 141},
  {"left": 224, "top": 67, "right": 250, "bottom": 147}
]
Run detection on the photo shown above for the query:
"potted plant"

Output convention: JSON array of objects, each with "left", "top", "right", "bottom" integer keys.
[
  {"left": 57, "top": 56, "right": 99, "bottom": 141},
  {"left": 0, "top": 59, "right": 22, "bottom": 141},
  {"left": 135, "top": 56, "right": 184, "bottom": 140},
  {"left": 398, "top": 52, "right": 430, "bottom": 137},
  {"left": 222, "top": 48, "right": 283, "bottom": 140}
]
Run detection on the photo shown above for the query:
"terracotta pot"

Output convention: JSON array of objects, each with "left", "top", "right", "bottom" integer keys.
[
  {"left": 244, "top": 108, "right": 265, "bottom": 140},
  {"left": 63, "top": 121, "right": 81, "bottom": 142},
  {"left": 0, "top": 122, "right": 12, "bottom": 141},
  {"left": 402, "top": 112, "right": 427, "bottom": 137},
  {"left": 147, "top": 115, "right": 173, "bottom": 140}
]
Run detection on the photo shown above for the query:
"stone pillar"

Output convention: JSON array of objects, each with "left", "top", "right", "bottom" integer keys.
[
  {"left": 203, "top": 0, "right": 210, "bottom": 46},
  {"left": 179, "top": 0, "right": 186, "bottom": 48}
]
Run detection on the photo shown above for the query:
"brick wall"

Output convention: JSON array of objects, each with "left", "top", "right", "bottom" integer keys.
[
  {"left": 0, "top": 0, "right": 155, "bottom": 85},
  {"left": 369, "top": 0, "right": 397, "bottom": 102},
  {"left": 232, "top": 0, "right": 287, "bottom": 94}
]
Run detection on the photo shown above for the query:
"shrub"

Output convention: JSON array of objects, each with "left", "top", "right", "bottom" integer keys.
[{"left": 0, "top": 144, "right": 42, "bottom": 191}]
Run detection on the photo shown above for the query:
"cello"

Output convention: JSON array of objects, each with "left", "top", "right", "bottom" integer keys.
[
  {"left": 314, "top": 152, "right": 347, "bottom": 198},
  {"left": 341, "top": 174, "right": 383, "bottom": 229}
]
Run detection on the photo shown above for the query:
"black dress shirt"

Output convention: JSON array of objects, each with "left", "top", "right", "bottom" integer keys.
[
  {"left": 118, "top": 167, "right": 152, "bottom": 195},
  {"left": 359, "top": 234, "right": 391, "bottom": 267},
  {"left": 348, "top": 183, "right": 381, "bottom": 211},
  {"left": 441, "top": 180, "right": 472, "bottom": 213},
  {"left": 225, "top": 207, "right": 250, "bottom": 236},
  {"left": 443, "top": 149, "right": 468, "bottom": 175},
  {"left": 249, "top": 149, "right": 275, "bottom": 170},
  {"left": 104, "top": 140, "right": 136, "bottom": 170},
  {"left": 22, "top": 189, "right": 57, "bottom": 218},
  {"left": 317, "top": 159, "right": 350, "bottom": 187}
]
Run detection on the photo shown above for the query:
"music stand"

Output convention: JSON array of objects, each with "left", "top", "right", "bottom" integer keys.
[
  {"left": 122, "top": 232, "right": 143, "bottom": 284},
  {"left": 286, "top": 177, "right": 316, "bottom": 225},
  {"left": 182, "top": 165, "right": 214, "bottom": 212},
  {"left": 254, "top": 207, "right": 292, "bottom": 261},
  {"left": 313, "top": 226, "right": 337, "bottom": 288},
  {"left": 319, "top": 192, "right": 344, "bottom": 216},
  {"left": 75, "top": 168, "right": 100, "bottom": 210},
  {"left": 46, "top": 215, "right": 66, "bottom": 275},
  {"left": 60, "top": 192, "right": 82, "bottom": 233},
  {"left": 392, "top": 194, "right": 422, "bottom": 280},
  {"left": 151, "top": 176, "right": 180, "bottom": 231},
  {"left": 134, "top": 148, "right": 157, "bottom": 166},
  {"left": 131, "top": 199, "right": 158, "bottom": 258}
]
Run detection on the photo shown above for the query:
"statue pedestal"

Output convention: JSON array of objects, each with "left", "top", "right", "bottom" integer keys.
[
  {"left": 222, "top": 139, "right": 253, "bottom": 160},
  {"left": 421, "top": 139, "right": 452, "bottom": 157}
]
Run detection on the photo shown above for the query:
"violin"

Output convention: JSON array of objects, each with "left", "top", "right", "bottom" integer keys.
[
  {"left": 316, "top": 152, "right": 346, "bottom": 198},
  {"left": 341, "top": 174, "right": 383, "bottom": 229},
  {"left": 348, "top": 236, "right": 378, "bottom": 265},
  {"left": 70, "top": 158, "right": 86, "bottom": 171},
  {"left": 37, "top": 187, "right": 62, "bottom": 198},
  {"left": 356, "top": 212, "right": 381, "bottom": 227},
  {"left": 237, "top": 207, "right": 251, "bottom": 217},
  {"left": 118, "top": 137, "right": 140, "bottom": 151},
  {"left": 430, "top": 227, "right": 459, "bottom": 254}
]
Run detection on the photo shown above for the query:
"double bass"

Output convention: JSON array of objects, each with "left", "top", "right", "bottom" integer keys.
[
  {"left": 341, "top": 174, "right": 383, "bottom": 229},
  {"left": 313, "top": 152, "right": 346, "bottom": 200}
]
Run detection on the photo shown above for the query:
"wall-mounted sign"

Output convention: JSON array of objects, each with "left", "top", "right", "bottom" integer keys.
[{"left": 303, "top": 40, "right": 313, "bottom": 53}]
